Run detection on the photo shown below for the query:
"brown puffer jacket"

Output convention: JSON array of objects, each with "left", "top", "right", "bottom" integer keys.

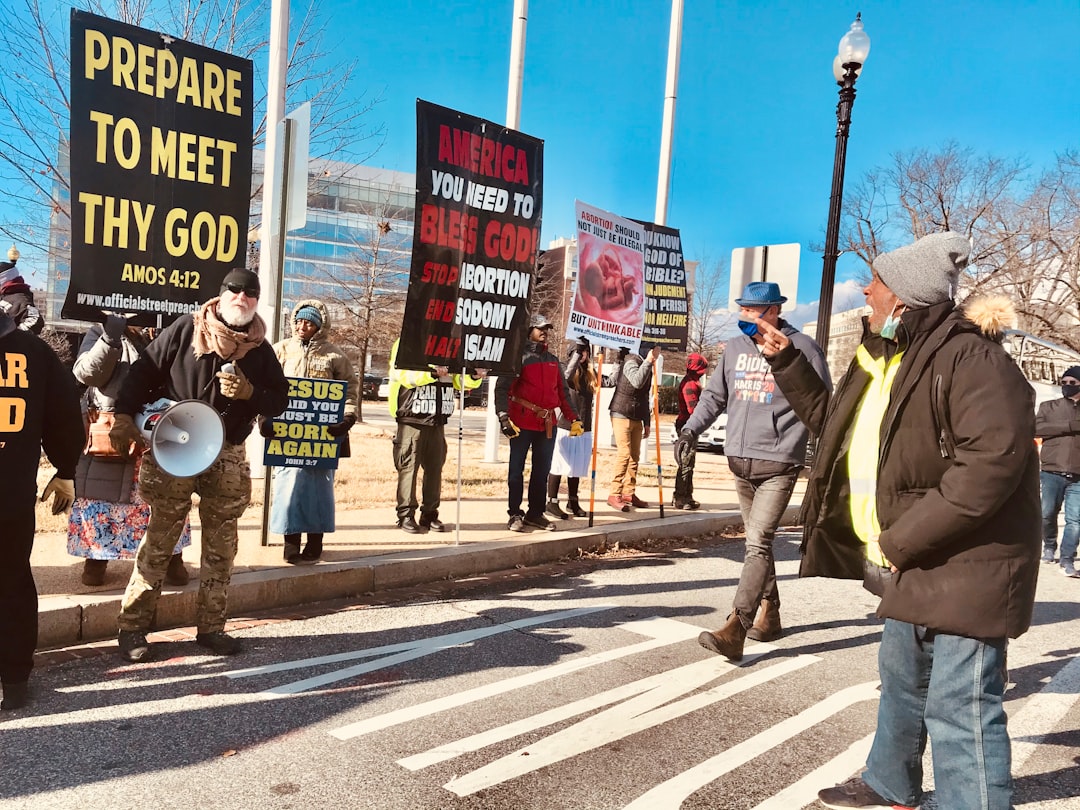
[{"left": 768, "top": 298, "right": 1040, "bottom": 639}]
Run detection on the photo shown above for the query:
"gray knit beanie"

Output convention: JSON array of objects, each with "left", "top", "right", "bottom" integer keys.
[{"left": 873, "top": 232, "right": 970, "bottom": 308}]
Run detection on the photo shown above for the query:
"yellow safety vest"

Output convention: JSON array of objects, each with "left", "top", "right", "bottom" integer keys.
[{"left": 847, "top": 344, "right": 904, "bottom": 567}]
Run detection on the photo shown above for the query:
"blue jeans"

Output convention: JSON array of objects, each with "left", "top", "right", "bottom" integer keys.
[
  {"left": 728, "top": 457, "right": 800, "bottom": 626},
  {"left": 1040, "top": 470, "right": 1080, "bottom": 563},
  {"left": 865, "top": 619, "right": 1011, "bottom": 810},
  {"left": 508, "top": 429, "right": 555, "bottom": 518}
]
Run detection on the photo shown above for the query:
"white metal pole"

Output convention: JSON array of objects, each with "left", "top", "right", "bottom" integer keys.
[
  {"left": 506, "top": 0, "right": 527, "bottom": 130},
  {"left": 485, "top": 0, "right": 529, "bottom": 464},
  {"left": 654, "top": 0, "right": 683, "bottom": 226},
  {"left": 258, "top": 0, "right": 289, "bottom": 340}
]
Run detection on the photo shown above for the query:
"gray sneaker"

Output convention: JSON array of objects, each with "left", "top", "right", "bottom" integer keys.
[
  {"left": 507, "top": 514, "right": 525, "bottom": 532},
  {"left": 1062, "top": 563, "right": 1080, "bottom": 578}
]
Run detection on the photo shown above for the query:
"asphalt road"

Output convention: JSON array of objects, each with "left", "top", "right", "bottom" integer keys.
[{"left": 3, "top": 534, "right": 1079, "bottom": 810}]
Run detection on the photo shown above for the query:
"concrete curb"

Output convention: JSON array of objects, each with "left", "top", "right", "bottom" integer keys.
[{"left": 38, "top": 508, "right": 799, "bottom": 649}]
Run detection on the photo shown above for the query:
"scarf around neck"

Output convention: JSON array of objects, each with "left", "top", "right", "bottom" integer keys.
[{"left": 192, "top": 296, "right": 266, "bottom": 361}]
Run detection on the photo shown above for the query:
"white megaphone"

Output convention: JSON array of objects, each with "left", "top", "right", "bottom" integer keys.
[{"left": 135, "top": 397, "right": 225, "bottom": 478}]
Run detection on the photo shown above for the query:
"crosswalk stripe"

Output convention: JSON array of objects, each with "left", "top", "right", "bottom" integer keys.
[
  {"left": 399, "top": 646, "right": 783, "bottom": 771},
  {"left": 331, "top": 616, "right": 711, "bottom": 740},
  {"left": 620, "top": 681, "right": 881, "bottom": 809},
  {"left": 444, "top": 656, "right": 818, "bottom": 797},
  {"left": 223, "top": 605, "right": 613, "bottom": 682},
  {"left": 1009, "top": 653, "right": 1080, "bottom": 771},
  {"left": 748, "top": 733, "right": 875, "bottom": 810}
]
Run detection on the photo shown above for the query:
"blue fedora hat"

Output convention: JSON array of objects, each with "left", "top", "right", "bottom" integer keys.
[{"left": 735, "top": 281, "right": 787, "bottom": 307}]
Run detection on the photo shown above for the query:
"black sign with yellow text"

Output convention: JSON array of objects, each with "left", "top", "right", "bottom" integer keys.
[{"left": 65, "top": 10, "right": 253, "bottom": 326}]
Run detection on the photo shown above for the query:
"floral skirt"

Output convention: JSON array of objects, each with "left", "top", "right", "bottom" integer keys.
[{"left": 67, "top": 456, "right": 191, "bottom": 560}]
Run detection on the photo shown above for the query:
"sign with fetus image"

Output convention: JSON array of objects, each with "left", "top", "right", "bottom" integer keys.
[{"left": 568, "top": 201, "right": 646, "bottom": 350}]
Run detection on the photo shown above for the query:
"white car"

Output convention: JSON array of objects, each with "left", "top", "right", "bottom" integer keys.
[
  {"left": 669, "top": 413, "right": 727, "bottom": 453},
  {"left": 377, "top": 377, "right": 390, "bottom": 400}
]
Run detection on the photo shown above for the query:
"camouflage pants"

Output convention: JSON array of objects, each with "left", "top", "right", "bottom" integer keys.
[{"left": 118, "top": 443, "right": 251, "bottom": 634}]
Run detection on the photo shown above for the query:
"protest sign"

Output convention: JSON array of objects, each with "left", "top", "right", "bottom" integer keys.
[
  {"left": 65, "top": 11, "right": 253, "bottom": 326},
  {"left": 637, "top": 220, "right": 688, "bottom": 352},
  {"left": 397, "top": 100, "right": 543, "bottom": 373},
  {"left": 567, "top": 201, "right": 645, "bottom": 351},
  {"left": 263, "top": 377, "right": 346, "bottom": 469}
]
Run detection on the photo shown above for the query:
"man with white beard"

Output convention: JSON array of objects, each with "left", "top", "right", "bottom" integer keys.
[{"left": 109, "top": 268, "right": 288, "bottom": 662}]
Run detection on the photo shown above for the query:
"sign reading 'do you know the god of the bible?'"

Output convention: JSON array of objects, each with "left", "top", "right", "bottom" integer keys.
[
  {"left": 396, "top": 100, "right": 543, "bottom": 374},
  {"left": 65, "top": 10, "right": 253, "bottom": 327},
  {"left": 263, "top": 377, "right": 346, "bottom": 470},
  {"left": 634, "top": 220, "right": 689, "bottom": 353}
]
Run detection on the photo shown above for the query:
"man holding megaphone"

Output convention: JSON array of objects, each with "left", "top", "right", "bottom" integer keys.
[{"left": 109, "top": 268, "right": 288, "bottom": 663}]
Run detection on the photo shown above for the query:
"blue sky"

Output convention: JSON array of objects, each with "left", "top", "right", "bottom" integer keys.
[{"left": 337, "top": 0, "right": 1079, "bottom": 317}]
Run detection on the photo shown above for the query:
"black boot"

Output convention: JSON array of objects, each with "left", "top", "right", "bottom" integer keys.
[
  {"left": 283, "top": 534, "right": 304, "bottom": 564},
  {"left": 301, "top": 533, "right": 323, "bottom": 561},
  {"left": 566, "top": 478, "right": 587, "bottom": 516},
  {"left": 1, "top": 681, "right": 29, "bottom": 711},
  {"left": 81, "top": 559, "right": 108, "bottom": 586}
]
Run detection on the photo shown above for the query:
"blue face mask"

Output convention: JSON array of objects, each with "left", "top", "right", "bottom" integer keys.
[
  {"left": 879, "top": 303, "right": 905, "bottom": 340},
  {"left": 737, "top": 320, "right": 759, "bottom": 338}
]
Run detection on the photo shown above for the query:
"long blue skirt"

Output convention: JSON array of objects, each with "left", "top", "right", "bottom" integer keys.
[{"left": 269, "top": 466, "right": 337, "bottom": 534}]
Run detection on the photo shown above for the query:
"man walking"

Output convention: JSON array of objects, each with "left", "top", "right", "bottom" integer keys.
[
  {"left": 678, "top": 281, "right": 830, "bottom": 660},
  {"left": 763, "top": 232, "right": 1039, "bottom": 810},
  {"left": 1036, "top": 364, "right": 1080, "bottom": 575},
  {"left": 110, "top": 268, "right": 288, "bottom": 662},
  {"left": 0, "top": 311, "right": 83, "bottom": 710}
]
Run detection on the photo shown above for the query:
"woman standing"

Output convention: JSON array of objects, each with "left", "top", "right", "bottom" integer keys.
[
  {"left": 547, "top": 336, "right": 596, "bottom": 518},
  {"left": 68, "top": 315, "right": 191, "bottom": 587},
  {"left": 271, "top": 300, "right": 358, "bottom": 563}
]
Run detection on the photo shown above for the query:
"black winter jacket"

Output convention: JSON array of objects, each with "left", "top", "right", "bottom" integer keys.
[
  {"left": 768, "top": 301, "right": 1040, "bottom": 639},
  {"left": 557, "top": 347, "right": 594, "bottom": 430},
  {"left": 1035, "top": 396, "right": 1080, "bottom": 474},
  {"left": 0, "top": 314, "right": 84, "bottom": 505},
  {"left": 115, "top": 313, "right": 289, "bottom": 446}
]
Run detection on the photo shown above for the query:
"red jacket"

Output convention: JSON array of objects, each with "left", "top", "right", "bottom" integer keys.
[{"left": 495, "top": 340, "right": 577, "bottom": 432}]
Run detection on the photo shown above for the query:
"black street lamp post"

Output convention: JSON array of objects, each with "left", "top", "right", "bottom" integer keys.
[{"left": 816, "top": 14, "right": 870, "bottom": 357}]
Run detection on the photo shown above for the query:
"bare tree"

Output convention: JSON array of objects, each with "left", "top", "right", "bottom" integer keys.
[
  {"left": 686, "top": 255, "right": 733, "bottom": 359},
  {"left": 0, "top": 0, "right": 384, "bottom": 258},
  {"left": 840, "top": 142, "right": 1079, "bottom": 351},
  {"left": 313, "top": 211, "right": 410, "bottom": 421}
]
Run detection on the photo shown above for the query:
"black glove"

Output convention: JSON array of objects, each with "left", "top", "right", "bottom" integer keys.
[
  {"left": 103, "top": 313, "right": 128, "bottom": 344},
  {"left": 498, "top": 412, "right": 520, "bottom": 438},
  {"left": 258, "top": 416, "right": 276, "bottom": 438},
  {"left": 674, "top": 429, "right": 696, "bottom": 467},
  {"left": 327, "top": 413, "right": 356, "bottom": 437}
]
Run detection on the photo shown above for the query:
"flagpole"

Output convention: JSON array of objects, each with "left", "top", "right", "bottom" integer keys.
[
  {"left": 654, "top": 0, "right": 683, "bottom": 226},
  {"left": 485, "top": 0, "right": 529, "bottom": 465}
]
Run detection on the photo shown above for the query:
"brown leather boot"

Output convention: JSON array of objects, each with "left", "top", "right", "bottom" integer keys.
[
  {"left": 747, "top": 598, "right": 782, "bottom": 641},
  {"left": 697, "top": 613, "right": 747, "bottom": 661}
]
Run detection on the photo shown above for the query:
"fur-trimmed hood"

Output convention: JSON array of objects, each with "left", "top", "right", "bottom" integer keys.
[{"left": 962, "top": 295, "right": 1016, "bottom": 342}]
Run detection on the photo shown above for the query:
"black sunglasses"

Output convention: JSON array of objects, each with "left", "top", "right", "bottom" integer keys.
[{"left": 225, "top": 282, "right": 260, "bottom": 298}]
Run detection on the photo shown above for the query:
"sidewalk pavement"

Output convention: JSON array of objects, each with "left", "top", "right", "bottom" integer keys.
[{"left": 32, "top": 467, "right": 805, "bottom": 650}]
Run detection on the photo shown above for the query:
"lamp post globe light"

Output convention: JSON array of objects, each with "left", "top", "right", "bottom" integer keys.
[{"left": 815, "top": 13, "right": 870, "bottom": 357}]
